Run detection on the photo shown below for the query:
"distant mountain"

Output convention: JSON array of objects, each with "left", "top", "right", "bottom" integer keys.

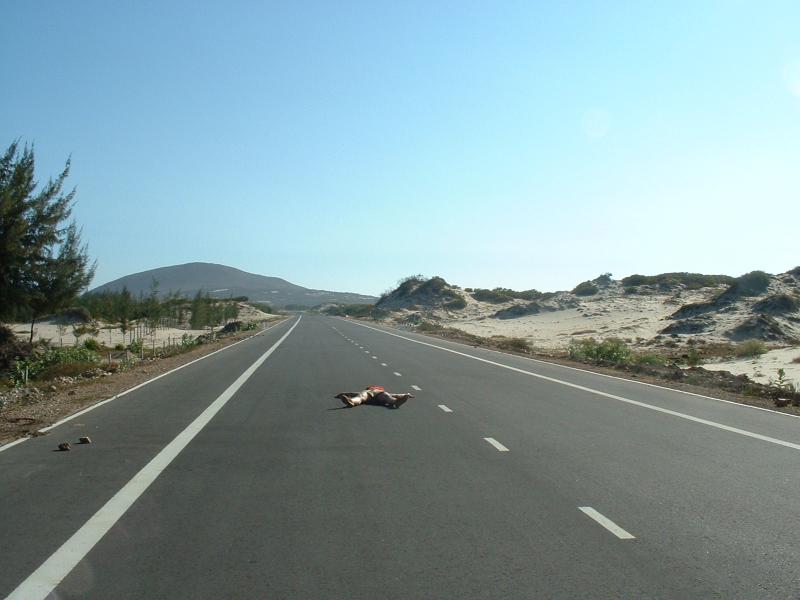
[{"left": 88, "top": 263, "right": 377, "bottom": 308}]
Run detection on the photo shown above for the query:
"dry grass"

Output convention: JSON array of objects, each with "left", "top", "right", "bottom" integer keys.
[{"left": 734, "top": 339, "right": 768, "bottom": 358}]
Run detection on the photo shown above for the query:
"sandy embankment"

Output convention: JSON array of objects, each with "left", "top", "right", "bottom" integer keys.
[
  {"left": 438, "top": 289, "right": 711, "bottom": 350},
  {"left": 704, "top": 347, "right": 800, "bottom": 386},
  {"left": 432, "top": 289, "right": 800, "bottom": 389}
]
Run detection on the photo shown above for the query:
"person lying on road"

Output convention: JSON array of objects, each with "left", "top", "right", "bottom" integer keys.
[{"left": 336, "top": 385, "right": 414, "bottom": 408}]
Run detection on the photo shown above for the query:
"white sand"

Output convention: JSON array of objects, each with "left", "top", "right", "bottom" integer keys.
[
  {"left": 703, "top": 347, "right": 800, "bottom": 387},
  {"left": 436, "top": 287, "right": 714, "bottom": 350}
]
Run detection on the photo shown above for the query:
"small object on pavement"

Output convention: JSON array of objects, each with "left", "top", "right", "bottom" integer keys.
[
  {"left": 78, "top": 436, "right": 92, "bottom": 444},
  {"left": 58, "top": 442, "right": 71, "bottom": 451},
  {"left": 336, "top": 386, "right": 415, "bottom": 408}
]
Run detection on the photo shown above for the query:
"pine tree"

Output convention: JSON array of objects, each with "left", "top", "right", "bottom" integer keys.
[
  {"left": 190, "top": 291, "right": 207, "bottom": 329},
  {"left": 0, "top": 141, "right": 96, "bottom": 340}
]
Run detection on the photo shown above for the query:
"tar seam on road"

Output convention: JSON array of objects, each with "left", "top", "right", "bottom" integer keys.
[
  {"left": 0, "top": 319, "right": 290, "bottom": 454},
  {"left": 578, "top": 507, "right": 635, "bottom": 540},
  {"left": 439, "top": 405, "right": 453, "bottom": 413},
  {"left": 484, "top": 437, "right": 509, "bottom": 451},
  {"left": 4, "top": 317, "right": 302, "bottom": 600},
  {"left": 343, "top": 320, "right": 800, "bottom": 453}
]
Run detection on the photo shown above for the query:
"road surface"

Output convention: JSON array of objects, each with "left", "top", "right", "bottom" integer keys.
[{"left": 2, "top": 315, "right": 800, "bottom": 598}]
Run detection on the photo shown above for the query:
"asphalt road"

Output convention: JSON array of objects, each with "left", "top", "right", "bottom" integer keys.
[{"left": 2, "top": 314, "right": 800, "bottom": 598}]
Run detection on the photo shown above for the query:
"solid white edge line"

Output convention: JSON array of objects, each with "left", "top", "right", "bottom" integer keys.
[
  {"left": 341, "top": 318, "right": 800, "bottom": 422},
  {"left": 579, "top": 507, "right": 635, "bottom": 540},
  {"left": 0, "top": 319, "right": 291, "bottom": 453},
  {"left": 483, "top": 437, "right": 509, "bottom": 451},
  {"left": 0, "top": 437, "right": 29, "bottom": 452},
  {"left": 411, "top": 385, "right": 422, "bottom": 391},
  {"left": 340, "top": 319, "right": 800, "bottom": 453},
  {"left": 5, "top": 317, "right": 302, "bottom": 600},
  {"left": 438, "top": 405, "right": 453, "bottom": 413}
]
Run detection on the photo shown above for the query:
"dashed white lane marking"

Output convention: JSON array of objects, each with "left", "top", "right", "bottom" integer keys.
[
  {"left": 483, "top": 437, "right": 509, "bottom": 452},
  {"left": 364, "top": 350, "right": 370, "bottom": 354},
  {"left": 381, "top": 363, "right": 387, "bottom": 367},
  {"left": 6, "top": 317, "right": 302, "bottom": 600},
  {"left": 438, "top": 405, "right": 453, "bottom": 413},
  {"left": 578, "top": 507, "right": 636, "bottom": 540},
  {"left": 372, "top": 356, "right": 377, "bottom": 359},
  {"left": 393, "top": 372, "right": 402, "bottom": 377},
  {"left": 411, "top": 385, "right": 422, "bottom": 391},
  {"left": 343, "top": 320, "right": 800, "bottom": 453}
]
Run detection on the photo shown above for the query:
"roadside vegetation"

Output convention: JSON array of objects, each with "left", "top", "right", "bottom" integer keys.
[
  {"left": 621, "top": 272, "right": 734, "bottom": 290},
  {"left": 733, "top": 339, "right": 768, "bottom": 358},
  {"left": 571, "top": 281, "right": 599, "bottom": 296},
  {"left": 406, "top": 324, "right": 800, "bottom": 407},
  {"left": 471, "top": 288, "right": 542, "bottom": 303}
]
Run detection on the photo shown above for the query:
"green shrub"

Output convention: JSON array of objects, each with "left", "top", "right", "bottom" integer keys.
[
  {"left": 569, "top": 337, "right": 632, "bottom": 364},
  {"left": 734, "top": 339, "right": 767, "bottom": 357},
  {"left": 621, "top": 273, "right": 734, "bottom": 289},
  {"left": 444, "top": 297, "right": 467, "bottom": 310},
  {"left": 632, "top": 352, "right": 668, "bottom": 366},
  {"left": 11, "top": 346, "right": 100, "bottom": 386},
  {"left": 593, "top": 273, "right": 613, "bottom": 287},
  {"left": 323, "top": 303, "right": 376, "bottom": 318},
  {"left": 471, "top": 287, "right": 541, "bottom": 303},
  {"left": 416, "top": 321, "right": 443, "bottom": 332},
  {"left": 730, "top": 271, "right": 771, "bottom": 296},
  {"left": 83, "top": 338, "right": 101, "bottom": 351},
  {"left": 128, "top": 339, "right": 144, "bottom": 354},
  {"left": 572, "top": 281, "right": 599, "bottom": 296},
  {"left": 471, "top": 289, "right": 511, "bottom": 303},
  {"left": 686, "top": 347, "right": 702, "bottom": 367},
  {"left": 493, "top": 337, "right": 530, "bottom": 353}
]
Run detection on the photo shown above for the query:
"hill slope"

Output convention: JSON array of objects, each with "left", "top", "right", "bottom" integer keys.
[{"left": 89, "top": 263, "right": 377, "bottom": 308}]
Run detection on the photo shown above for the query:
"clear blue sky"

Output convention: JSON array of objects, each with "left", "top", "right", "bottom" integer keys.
[{"left": 3, "top": 1, "right": 799, "bottom": 296}]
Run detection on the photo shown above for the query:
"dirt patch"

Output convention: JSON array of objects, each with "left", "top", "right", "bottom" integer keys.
[{"left": 0, "top": 319, "right": 288, "bottom": 446}]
